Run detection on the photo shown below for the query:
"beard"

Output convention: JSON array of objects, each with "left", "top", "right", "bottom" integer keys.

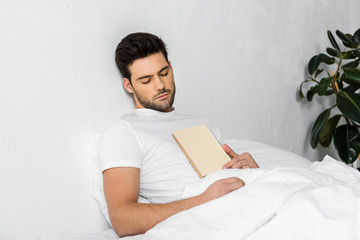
[{"left": 133, "top": 87, "right": 176, "bottom": 112}]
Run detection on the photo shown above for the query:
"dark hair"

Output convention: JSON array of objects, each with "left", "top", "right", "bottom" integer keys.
[{"left": 115, "top": 32, "right": 169, "bottom": 81}]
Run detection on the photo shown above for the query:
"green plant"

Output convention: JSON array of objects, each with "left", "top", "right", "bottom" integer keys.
[{"left": 299, "top": 28, "right": 360, "bottom": 165}]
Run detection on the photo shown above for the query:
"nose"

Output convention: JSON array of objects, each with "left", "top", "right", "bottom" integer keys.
[{"left": 154, "top": 75, "right": 165, "bottom": 90}]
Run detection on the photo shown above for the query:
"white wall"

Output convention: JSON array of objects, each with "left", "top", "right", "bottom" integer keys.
[{"left": 1, "top": 0, "right": 359, "bottom": 238}]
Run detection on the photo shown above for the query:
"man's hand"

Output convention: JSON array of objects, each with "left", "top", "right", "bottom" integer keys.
[
  {"left": 201, "top": 177, "right": 245, "bottom": 201},
  {"left": 222, "top": 144, "right": 259, "bottom": 169}
]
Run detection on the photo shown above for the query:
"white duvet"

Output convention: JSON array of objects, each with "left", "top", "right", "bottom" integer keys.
[
  {"left": 138, "top": 155, "right": 360, "bottom": 240},
  {"left": 59, "top": 155, "right": 360, "bottom": 240}
]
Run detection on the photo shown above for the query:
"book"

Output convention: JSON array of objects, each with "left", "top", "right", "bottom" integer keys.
[{"left": 172, "top": 124, "right": 231, "bottom": 178}]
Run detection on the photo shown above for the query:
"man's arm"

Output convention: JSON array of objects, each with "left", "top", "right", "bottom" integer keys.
[{"left": 103, "top": 167, "right": 244, "bottom": 237}]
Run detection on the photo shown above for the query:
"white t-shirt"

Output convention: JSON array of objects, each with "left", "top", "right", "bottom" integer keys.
[{"left": 97, "top": 108, "right": 222, "bottom": 204}]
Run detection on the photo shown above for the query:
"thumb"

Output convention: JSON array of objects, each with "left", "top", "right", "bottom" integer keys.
[{"left": 222, "top": 144, "right": 237, "bottom": 158}]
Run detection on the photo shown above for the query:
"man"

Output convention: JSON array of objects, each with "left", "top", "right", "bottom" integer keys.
[{"left": 97, "top": 32, "right": 258, "bottom": 237}]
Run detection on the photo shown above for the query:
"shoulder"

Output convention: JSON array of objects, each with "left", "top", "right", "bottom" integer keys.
[
  {"left": 101, "top": 114, "right": 138, "bottom": 135},
  {"left": 98, "top": 119, "right": 141, "bottom": 148},
  {"left": 102, "top": 119, "right": 132, "bottom": 133},
  {"left": 97, "top": 119, "right": 143, "bottom": 171}
]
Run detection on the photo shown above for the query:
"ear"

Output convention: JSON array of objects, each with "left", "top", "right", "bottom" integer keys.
[{"left": 123, "top": 78, "right": 134, "bottom": 94}]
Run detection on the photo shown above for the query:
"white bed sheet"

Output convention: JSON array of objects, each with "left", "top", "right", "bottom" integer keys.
[
  {"left": 59, "top": 156, "right": 360, "bottom": 240},
  {"left": 53, "top": 228, "right": 139, "bottom": 240},
  {"left": 140, "top": 155, "right": 360, "bottom": 240},
  {"left": 60, "top": 140, "right": 360, "bottom": 239}
]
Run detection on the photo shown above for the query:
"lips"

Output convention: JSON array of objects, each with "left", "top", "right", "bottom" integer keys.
[{"left": 156, "top": 92, "right": 169, "bottom": 100}]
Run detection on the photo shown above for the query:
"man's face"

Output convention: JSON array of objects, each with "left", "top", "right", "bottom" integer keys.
[{"left": 123, "top": 52, "right": 175, "bottom": 112}]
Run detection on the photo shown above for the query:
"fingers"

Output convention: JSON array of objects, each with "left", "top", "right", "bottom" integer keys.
[
  {"left": 229, "top": 160, "right": 248, "bottom": 169},
  {"left": 231, "top": 160, "right": 248, "bottom": 169},
  {"left": 221, "top": 176, "right": 243, "bottom": 183},
  {"left": 217, "top": 177, "right": 245, "bottom": 192},
  {"left": 223, "top": 159, "right": 247, "bottom": 169},
  {"left": 225, "top": 177, "right": 245, "bottom": 190},
  {"left": 223, "top": 158, "right": 238, "bottom": 169},
  {"left": 223, "top": 153, "right": 248, "bottom": 169},
  {"left": 222, "top": 144, "right": 237, "bottom": 158},
  {"left": 223, "top": 152, "right": 258, "bottom": 169},
  {"left": 227, "top": 177, "right": 245, "bottom": 185},
  {"left": 203, "top": 177, "right": 245, "bottom": 201},
  {"left": 228, "top": 179, "right": 245, "bottom": 192}
]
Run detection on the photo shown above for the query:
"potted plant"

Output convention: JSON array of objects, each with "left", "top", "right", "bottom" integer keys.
[{"left": 299, "top": 28, "right": 360, "bottom": 168}]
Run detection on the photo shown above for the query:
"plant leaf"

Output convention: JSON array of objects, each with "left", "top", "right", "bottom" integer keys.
[
  {"left": 337, "top": 79, "right": 344, "bottom": 89},
  {"left": 326, "top": 48, "right": 341, "bottom": 58},
  {"left": 344, "top": 43, "right": 358, "bottom": 49},
  {"left": 355, "top": 50, "right": 360, "bottom": 58},
  {"left": 337, "top": 92, "right": 360, "bottom": 124},
  {"left": 318, "top": 76, "right": 333, "bottom": 95},
  {"left": 299, "top": 87, "right": 304, "bottom": 99},
  {"left": 315, "top": 69, "right": 324, "bottom": 78},
  {"left": 336, "top": 30, "right": 356, "bottom": 45},
  {"left": 342, "top": 77, "right": 360, "bottom": 87},
  {"left": 319, "top": 115, "right": 341, "bottom": 147},
  {"left": 346, "top": 48, "right": 360, "bottom": 54},
  {"left": 354, "top": 28, "right": 360, "bottom": 45},
  {"left": 319, "top": 54, "right": 335, "bottom": 64},
  {"left": 310, "top": 108, "right": 331, "bottom": 148},
  {"left": 343, "top": 85, "right": 360, "bottom": 93},
  {"left": 324, "top": 89, "right": 335, "bottom": 96},
  {"left": 342, "top": 51, "right": 356, "bottom": 59},
  {"left": 299, "top": 79, "right": 313, "bottom": 99},
  {"left": 342, "top": 60, "right": 359, "bottom": 68},
  {"left": 344, "top": 34, "right": 358, "bottom": 49},
  {"left": 307, "top": 85, "right": 319, "bottom": 101},
  {"left": 343, "top": 67, "right": 360, "bottom": 81},
  {"left": 328, "top": 30, "right": 340, "bottom": 50},
  {"left": 334, "top": 124, "right": 360, "bottom": 164},
  {"left": 308, "top": 55, "right": 321, "bottom": 75}
]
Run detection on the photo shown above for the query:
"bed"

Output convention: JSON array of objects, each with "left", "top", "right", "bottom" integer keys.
[{"left": 56, "top": 139, "right": 360, "bottom": 240}]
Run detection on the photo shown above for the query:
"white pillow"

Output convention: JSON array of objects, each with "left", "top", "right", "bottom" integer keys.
[{"left": 223, "top": 139, "right": 312, "bottom": 168}]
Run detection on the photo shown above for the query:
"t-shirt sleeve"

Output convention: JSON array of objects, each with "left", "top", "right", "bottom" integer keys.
[{"left": 98, "top": 120, "right": 142, "bottom": 172}]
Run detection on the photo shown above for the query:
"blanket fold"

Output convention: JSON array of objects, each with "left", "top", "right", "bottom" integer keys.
[{"left": 141, "top": 155, "right": 360, "bottom": 240}]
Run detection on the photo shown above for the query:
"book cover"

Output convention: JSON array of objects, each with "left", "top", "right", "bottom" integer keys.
[{"left": 172, "top": 124, "right": 231, "bottom": 178}]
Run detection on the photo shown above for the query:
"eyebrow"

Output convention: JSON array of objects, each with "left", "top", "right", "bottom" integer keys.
[{"left": 136, "top": 66, "right": 170, "bottom": 81}]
